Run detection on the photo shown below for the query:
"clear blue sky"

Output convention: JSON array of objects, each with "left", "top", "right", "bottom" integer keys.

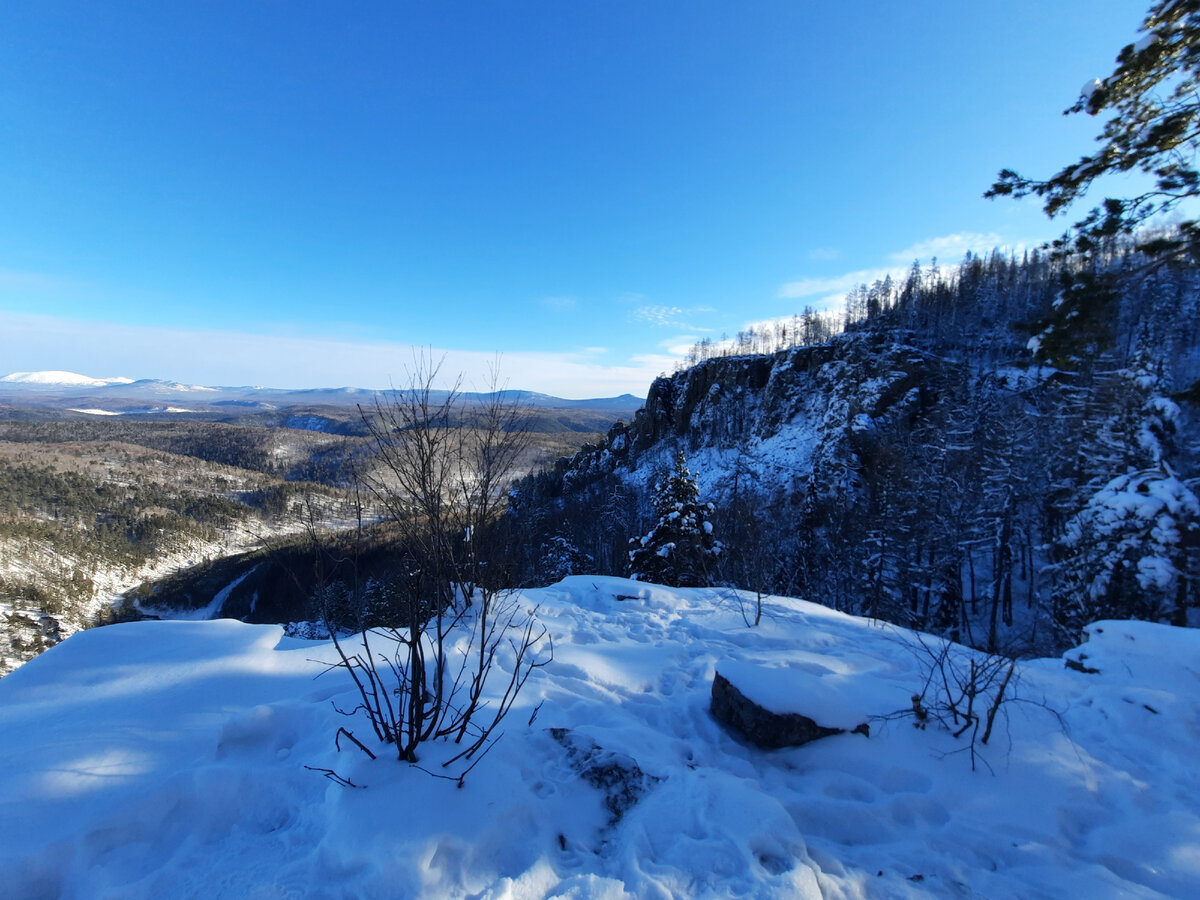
[{"left": 0, "top": 0, "right": 1151, "bottom": 396}]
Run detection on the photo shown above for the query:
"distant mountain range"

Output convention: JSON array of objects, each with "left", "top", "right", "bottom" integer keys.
[
  {"left": 0, "top": 371, "right": 644, "bottom": 417},
  {"left": 1, "top": 370, "right": 137, "bottom": 387}
]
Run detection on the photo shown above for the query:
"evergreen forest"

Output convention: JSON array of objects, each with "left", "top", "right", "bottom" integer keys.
[{"left": 506, "top": 241, "right": 1200, "bottom": 655}]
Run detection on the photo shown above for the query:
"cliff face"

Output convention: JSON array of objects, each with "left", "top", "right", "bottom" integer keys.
[
  {"left": 512, "top": 244, "right": 1200, "bottom": 656},
  {"left": 557, "top": 330, "right": 958, "bottom": 500},
  {"left": 508, "top": 327, "right": 979, "bottom": 631}
]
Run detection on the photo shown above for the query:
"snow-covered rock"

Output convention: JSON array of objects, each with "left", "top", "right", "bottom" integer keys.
[{"left": 711, "top": 662, "right": 870, "bottom": 747}]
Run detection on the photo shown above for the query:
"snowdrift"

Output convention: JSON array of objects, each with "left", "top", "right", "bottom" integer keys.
[{"left": 1, "top": 577, "right": 1197, "bottom": 899}]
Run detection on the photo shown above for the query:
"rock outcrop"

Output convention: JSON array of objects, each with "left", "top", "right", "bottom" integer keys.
[
  {"left": 549, "top": 329, "right": 955, "bottom": 499},
  {"left": 710, "top": 670, "right": 869, "bottom": 749}
]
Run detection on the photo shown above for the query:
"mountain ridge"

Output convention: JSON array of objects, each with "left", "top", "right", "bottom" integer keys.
[
  {"left": 0, "top": 371, "right": 644, "bottom": 417},
  {"left": 0, "top": 369, "right": 643, "bottom": 408},
  {"left": 0, "top": 371, "right": 135, "bottom": 387}
]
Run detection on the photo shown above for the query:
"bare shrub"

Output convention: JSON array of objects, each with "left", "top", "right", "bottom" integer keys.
[
  {"left": 890, "top": 632, "right": 1019, "bottom": 772},
  {"left": 321, "top": 355, "right": 551, "bottom": 783}
]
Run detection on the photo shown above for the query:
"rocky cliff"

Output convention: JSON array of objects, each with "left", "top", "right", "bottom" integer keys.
[{"left": 552, "top": 329, "right": 959, "bottom": 502}]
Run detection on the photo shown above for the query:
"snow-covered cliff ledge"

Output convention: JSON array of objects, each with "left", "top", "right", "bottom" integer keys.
[{"left": 1, "top": 577, "right": 1196, "bottom": 898}]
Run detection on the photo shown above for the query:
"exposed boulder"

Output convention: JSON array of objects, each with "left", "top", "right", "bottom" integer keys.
[{"left": 711, "top": 663, "right": 870, "bottom": 749}]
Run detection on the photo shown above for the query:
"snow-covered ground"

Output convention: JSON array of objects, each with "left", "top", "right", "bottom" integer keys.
[{"left": 0, "top": 577, "right": 1196, "bottom": 898}]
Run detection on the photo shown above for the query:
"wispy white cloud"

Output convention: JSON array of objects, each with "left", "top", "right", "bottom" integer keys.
[
  {"left": 662, "top": 309, "right": 847, "bottom": 361},
  {"left": 630, "top": 305, "right": 714, "bottom": 331},
  {"left": 659, "top": 335, "right": 701, "bottom": 357},
  {"left": 632, "top": 305, "right": 686, "bottom": 326},
  {"left": 0, "top": 311, "right": 661, "bottom": 399},
  {"left": 777, "top": 267, "right": 897, "bottom": 299},
  {"left": 808, "top": 247, "right": 840, "bottom": 261},
  {"left": 737, "top": 311, "right": 841, "bottom": 334},
  {"left": 888, "top": 231, "right": 1007, "bottom": 264},
  {"left": 627, "top": 352, "right": 682, "bottom": 374},
  {"left": 779, "top": 231, "right": 1021, "bottom": 304}
]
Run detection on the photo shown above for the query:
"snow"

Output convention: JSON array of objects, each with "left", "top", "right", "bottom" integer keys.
[
  {"left": 65, "top": 405, "right": 199, "bottom": 415},
  {"left": 1, "top": 577, "right": 1198, "bottom": 898},
  {"left": 159, "top": 381, "right": 218, "bottom": 393},
  {"left": 1080, "top": 77, "right": 1104, "bottom": 102},
  {"left": 1065, "top": 467, "right": 1199, "bottom": 597},
  {"left": 993, "top": 365, "right": 1059, "bottom": 390},
  {"left": 144, "top": 564, "right": 261, "bottom": 621},
  {"left": 850, "top": 412, "right": 874, "bottom": 433},
  {"left": 1148, "top": 394, "right": 1181, "bottom": 422},
  {"left": 0, "top": 370, "right": 133, "bottom": 386}
]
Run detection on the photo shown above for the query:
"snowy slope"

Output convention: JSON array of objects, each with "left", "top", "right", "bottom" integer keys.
[
  {"left": 0, "top": 578, "right": 1196, "bottom": 899},
  {"left": 0, "top": 370, "right": 133, "bottom": 386}
]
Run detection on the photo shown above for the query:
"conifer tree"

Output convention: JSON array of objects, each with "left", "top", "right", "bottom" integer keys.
[
  {"left": 629, "top": 451, "right": 721, "bottom": 587},
  {"left": 538, "top": 535, "right": 593, "bottom": 582},
  {"left": 987, "top": 0, "right": 1200, "bottom": 260},
  {"left": 1047, "top": 342, "right": 1200, "bottom": 637},
  {"left": 988, "top": 1, "right": 1200, "bottom": 370}
]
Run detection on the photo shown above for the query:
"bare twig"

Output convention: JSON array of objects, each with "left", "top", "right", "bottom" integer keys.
[
  {"left": 336, "top": 726, "right": 378, "bottom": 759},
  {"left": 304, "top": 765, "right": 365, "bottom": 789},
  {"left": 896, "top": 631, "right": 1024, "bottom": 772}
]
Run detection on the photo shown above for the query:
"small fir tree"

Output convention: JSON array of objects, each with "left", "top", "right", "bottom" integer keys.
[
  {"left": 629, "top": 451, "right": 721, "bottom": 587},
  {"left": 538, "top": 535, "right": 593, "bottom": 583}
]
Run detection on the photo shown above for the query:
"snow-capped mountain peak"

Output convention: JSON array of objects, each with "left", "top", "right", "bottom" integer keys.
[
  {"left": 0, "top": 370, "right": 645, "bottom": 412},
  {"left": 0, "top": 370, "right": 134, "bottom": 386}
]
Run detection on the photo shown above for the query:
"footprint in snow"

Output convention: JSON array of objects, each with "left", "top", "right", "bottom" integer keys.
[{"left": 876, "top": 766, "right": 933, "bottom": 795}]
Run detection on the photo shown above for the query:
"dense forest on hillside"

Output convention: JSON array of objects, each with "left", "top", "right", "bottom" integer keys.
[
  {"left": 0, "top": 435, "right": 346, "bottom": 674},
  {"left": 0, "top": 390, "right": 620, "bottom": 675},
  {"left": 0, "top": 419, "right": 357, "bottom": 482},
  {"left": 12, "top": 243, "right": 1194, "bottom": 666},
  {"left": 507, "top": 242, "right": 1200, "bottom": 655}
]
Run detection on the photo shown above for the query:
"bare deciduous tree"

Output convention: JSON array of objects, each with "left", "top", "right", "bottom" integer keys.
[{"left": 322, "top": 354, "right": 550, "bottom": 782}]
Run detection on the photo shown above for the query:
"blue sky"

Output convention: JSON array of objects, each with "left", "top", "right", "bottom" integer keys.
[{"left": 0, "top": 1, "right": 1152, "bottom": 396}]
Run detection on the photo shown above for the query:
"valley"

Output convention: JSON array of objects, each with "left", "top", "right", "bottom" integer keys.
[
  {"left": 0, "top": 378, "right": 640, "bottom": 676},
  {"left": 7, "top": 2, "right": 1200, "bottom": 896}
]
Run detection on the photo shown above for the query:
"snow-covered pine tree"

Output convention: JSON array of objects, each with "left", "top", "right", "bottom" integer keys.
[
  {"left": 988, "top": 1, "right": 1200, "bottom": 381},
  {"left": 629, "top": 451, "right": 721, "bottom": 587},
  {"left": 538, "top": 535, "right": 593, "bottom": 582},
  {"left": 1049, "top": 342, "right": 1200, "bottom": 638}
]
